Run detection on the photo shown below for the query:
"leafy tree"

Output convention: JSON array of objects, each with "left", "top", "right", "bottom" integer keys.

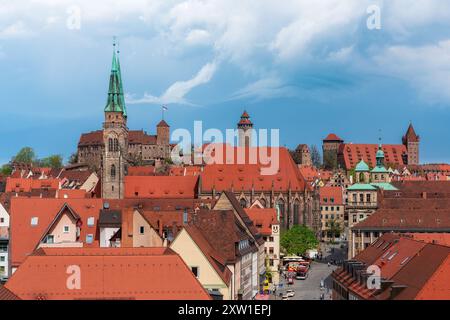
[
  {"left": 326, "top": 219, "right": 343, "bottom": 243},
  {"left": 38, "top": 155, "right": 63, "bottom": 169},
  {"left": 310, "top": 144, "right": 322, "bottom": 168},
  {"left": 323, "top": 151, "right": 337, "bottom": 170},
  {"left": 281, "top": 225, "right": 319, "bottom": 255},
  {"left": 12, "top": 147, "right": 36, "bottom": 164},
  {"left": 1, "top": 164, "right": 12, "bottom": 176},
  {"left": 68, "top": 152, "right": 79, "bottom": 165}
]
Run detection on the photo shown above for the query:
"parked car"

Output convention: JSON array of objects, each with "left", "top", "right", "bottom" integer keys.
[
  {"left": 282, "top": 293, "right": 290, "bottom": 300},
  {"left": 286, "top": 290, "right": 295, "bottom": 297}
]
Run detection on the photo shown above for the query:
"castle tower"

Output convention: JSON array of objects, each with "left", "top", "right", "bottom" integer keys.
[
  {"left": 322, "top": 133, "right": 343, "bottom": 170},
  {"left": 402, "top": 123, "right": 420, "bottom": 165},
  {"left": 295, "top": 144, "right": 312, "bottom": 166},
  {"left": 102, "top": 40, "right": 128, "bottom": 199},
  {"left": 237, "top": 111, "right": 253, "bottom": 148},
  {"left": 157, "top": 120, "right": 170, "bottom": 146}
]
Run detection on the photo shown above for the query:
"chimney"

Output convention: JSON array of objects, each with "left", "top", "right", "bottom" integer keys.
[{"left": 389, "top": 285, "right": 407, "bottom": 300}]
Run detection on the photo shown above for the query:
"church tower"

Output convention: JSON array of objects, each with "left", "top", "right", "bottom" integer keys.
[
  {"left": 402, "top": 123, "right": 420, "bottom": 165},
  {"left": 102, "top": 40, "right": 128, "bottom": 199},
  {"left": 237, "top": 111, "right": 253, "bottom": 147}
]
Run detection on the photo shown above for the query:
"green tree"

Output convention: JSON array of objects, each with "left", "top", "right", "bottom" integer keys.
[
  {"left": 1, "top": 164, "right": 12, "bottom": 175},
  {"left": 39, "top": 155, "right": 63, "bottom": 169},
  {"left": 310, "top": 144, "right": 322, "bottom": 168},
  {"left": 326, "top": 219, "right": 343, "bottom": 243},
  {"left": 281, "top": 225, "right": 319, "bottom": 255},
  {"left": 68, "top": 152, "right": 79, "bottom": 165},
  {"left": 12, "top": 147, "right": 36, "bottom": 164}
]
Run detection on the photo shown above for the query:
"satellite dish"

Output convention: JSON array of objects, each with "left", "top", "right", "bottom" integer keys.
[{"left": 103, "top": 202, "right": 110, "bottom": 209}]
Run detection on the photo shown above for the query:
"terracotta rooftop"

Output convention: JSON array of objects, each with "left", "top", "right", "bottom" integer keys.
[
  {"left": 244, "top": 208, "right": 278, "bottom": 236},
  {"left": 340, "top": 143, "right": 407, "bottom": 170},
  {"left": 5, "top": 247, "right": 211, "bottom": 300},
  {"left": 319, "top": 186, "right": 344, "bottom": 205},
  {"left": 124, "top": 176, "right": 199, "bottom": 199},
  {"left": 323, "top": 133, "right": 343, "bottom": 141}
]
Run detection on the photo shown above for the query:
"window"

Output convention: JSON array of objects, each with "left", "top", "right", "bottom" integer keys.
[
  {"left": 87, "top": 217, "right": 95, "bottom": 227},
  {"left": 269, "top": 236, "right": 274, "bottom": 242},
  {"left": 113, "top": 138, "right": 119, "bottom": 152},
  {"left": 111, "top": 164, "right": 116, "bottom": 179},
  {"left": 108, "top": 138, "right": 113, "bottom": 152},
  {"left": 0, "top": 266, "right": 5, "bottom": 274},
  {"left": 366, "top": 194, "right": 371, "bottom": 203},
  {"left": 269, "top": 259, "right": 274, "bottom": 267},
  {"left": 31, "top": 217, "right": 39, "bottom": 226},
  {"left": 44, "top": 235, "right": 54, "bottom": 244},
  {"left": 239, "top": 198, "right": 247, "bottom": 208},
  {"left": 63, "top": 226, "right": 70, "bottom": 233},
  {"left": 269, "top": 247, "right": 274, "bottom": 254},
  {"left": 0, "top": 218, "right": 4, "bottom": 223},
  {"left": 359, "top": 194, "right": 364, "bottom": 203},
  {"left": 191, "top": 266, "right": 199, "bottom": 278},
  {"left": 139, "top": 226, "right": 145, "bottom": 234},
  {"left": 352, "top": 215, "right": 357, "bottom": 223},
  {"left": 86, "top": 234, "right": 94, "bottom": 244},
  {"left": 0, "top": 256, "right": 5, "bottom": 262},
  {"left": 277, "top": 199, "right": 285, "bottom": 221}
]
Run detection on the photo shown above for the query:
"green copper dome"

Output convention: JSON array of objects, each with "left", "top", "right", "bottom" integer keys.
[{"left": 355, "top": 160, "right": 369, "bottom": 172}]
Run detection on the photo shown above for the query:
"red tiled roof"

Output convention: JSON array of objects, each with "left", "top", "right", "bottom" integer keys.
[
  {"left": 56, "top": 189, "right": 88, "bottom": 199},
  {"left": 244, "top": 208, "right": 278, "bottom": 236},
  {"left": 124, "top": 176, "right": 199, "bottom": 199},
  {"left": 0, "top": 285, "right": 20, "bottom": 300},
  {"left": 5, "top": 178, "right": 60, "bottom": 193},
  {"left": 415, "top": 255, "right": 450, "bottom": 300},
  {"left": 5, "top": 247, "right": 211, "bottom": 300},
  {"left": 127, "top": 166, "right": 156, "bottom": 176},
  {"left": 319, "top": 186, "right": 343, "bottom": 205},
  {"left": 324, "top": 133, "right": 343, "bottom": 141},
  {"left": 352, "top": 207, "right": 450, "bottom": 231},
  {"left": 406, "top": 233, "right": 450, "bottom": 247},
  {"left": 9, "top": 198, "right": 104, "bottom": 267},
  {"left": 169, "top": 166, "right": 202, "bottom": 176},
  {"left": 340, "top": 143, "right": 407, "bottom": 169},
  {"left": 182, "top": 225, "right": 232, "bottom": 285},
  {"left": 78, "top": 130, "right": 157, "bottom": 147},
  {"left": 128, "top": 130, "right": 157, "bottom": 145},
  {"left": 157, "top": 120, "right": 170, "bottom": 127},
  {"left": 200, "top": 145, "right": 307, "bottom": 192}
]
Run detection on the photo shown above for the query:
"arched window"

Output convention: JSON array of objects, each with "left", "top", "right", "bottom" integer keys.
[
  {"left": 108, "top": 138, "right": 113, "bottom": 152},
  {"left": 293, "top": 200, "right": 300, "bottom": 225},
  {"left": 277, "top": 199, "right": 285, "bottom": 223},
  {"left": 113, "top": 139, "right": 119, "bottom": 152},
  {"left": 239, "top": 198, "right": 247, "bottom": 208},
  {"left": 110, "top": 164, "right": 116, "bottom": 179},
  {"left": 359, "top": 172, "right": 365, "bottom": 183}
]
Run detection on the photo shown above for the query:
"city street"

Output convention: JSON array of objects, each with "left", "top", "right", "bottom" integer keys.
[{"left": 273, "top": 242, "right": 347, "bottom": 300}]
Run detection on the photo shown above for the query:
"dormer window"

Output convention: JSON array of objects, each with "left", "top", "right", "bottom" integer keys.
[{"left": 31, "top": 217, "right": 39, "bottom": 226}]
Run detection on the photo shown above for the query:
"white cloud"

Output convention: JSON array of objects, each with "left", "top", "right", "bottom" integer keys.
[
  {"left": 0, "top": 21, "right": 32, "bottom": 39},
  {"left": 127, "top": 61, "right": 217, "bottom": 105},
  {"left": 230, "top": 76, "right": 297, "bottom": 101},
  {"left": 374, "top": 40, "right": 450, "bottom": 104}
]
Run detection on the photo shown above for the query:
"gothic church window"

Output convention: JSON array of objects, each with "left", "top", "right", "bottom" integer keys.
[{"left": 111, "top": 164, "right": 116, "bottom": 179}]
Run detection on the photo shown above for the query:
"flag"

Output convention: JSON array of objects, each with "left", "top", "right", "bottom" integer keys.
[{"left": 162, "top": 105, "right": 168, "bottom": 111}]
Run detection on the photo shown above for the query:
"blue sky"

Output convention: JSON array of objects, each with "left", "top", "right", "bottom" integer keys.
[{"left": 1, "top": 0, "right": 450, "bottom": 165}]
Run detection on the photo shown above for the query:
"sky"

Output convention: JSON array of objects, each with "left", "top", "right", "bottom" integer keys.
[{"left": 1, "top": 0, "right": 450, "bottom": 165}]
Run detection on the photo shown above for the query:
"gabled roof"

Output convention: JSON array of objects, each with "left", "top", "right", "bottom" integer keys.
[
  {"left": 403, "top": 124, "right": 420, "bottom": 143},
  {"left": 244, "top": 208, "right": 278, "bottom": 236},
  {"left": 157, "top": 120, "right": 170, "bottom": 127},
  {"left": 5, "top": 247, "right": 211, "bottom": 300},
  {"left": 181, "top": 225, "right": 232, "bottom": 285},
  {"left": 200, "top": 145, "right": 307, "bottom": 192},
  {"left": 9, "top": 198, "right": 103, "bottom": 267}
]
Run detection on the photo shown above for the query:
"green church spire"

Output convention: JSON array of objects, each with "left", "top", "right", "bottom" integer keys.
[{"left": 104, "top": 39, "right": 127, "bottom": 117}]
